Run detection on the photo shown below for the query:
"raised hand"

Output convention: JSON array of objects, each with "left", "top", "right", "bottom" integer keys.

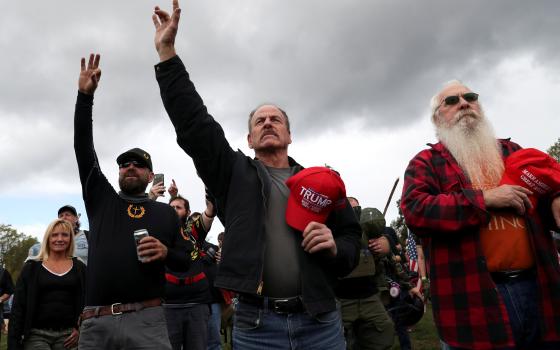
[
  {"left": 78, "top": 54, "right": 101, "bottom": 95},
  {"left": 149, "top": 182, "right": 166, "bottom": 200},
  {"left": 168, "top": 179, "right": 178, "bottom": 198},
  {"left": 152, "top": 0, "right": 181, "bottom": 62}
]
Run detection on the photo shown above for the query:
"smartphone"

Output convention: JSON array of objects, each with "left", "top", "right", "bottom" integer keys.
[{"left": 154, "top": 173, "right": 164, "bottom": 186}]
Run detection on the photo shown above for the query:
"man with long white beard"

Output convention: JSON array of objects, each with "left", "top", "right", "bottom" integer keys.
[{"left": 400, "top": 80, "right": 560, "bottom": 350}]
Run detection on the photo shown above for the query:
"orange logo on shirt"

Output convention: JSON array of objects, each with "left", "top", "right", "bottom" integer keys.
[{"left": 127, "top": 205, "right": 146, "bottom": 219}]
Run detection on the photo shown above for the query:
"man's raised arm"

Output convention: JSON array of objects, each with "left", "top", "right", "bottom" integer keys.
[
  {"left": 153, "top": 0, "right": 180, "bottom": 62},
  {"left": 74, "top": 53, "right": 102, "bottom": 188}
]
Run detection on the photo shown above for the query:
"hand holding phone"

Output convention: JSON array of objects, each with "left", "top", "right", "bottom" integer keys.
[{"left": 154, "top": 173, "right": 164, "bottom": 186}]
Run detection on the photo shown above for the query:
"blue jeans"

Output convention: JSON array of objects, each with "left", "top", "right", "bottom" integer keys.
[
  {"left": 441, "top": 276, "right": 560, "bottom": 350},
  {"left": 207, "top": 303, "right": 222, "bottom": 350},
  {"left": 232, "top": 298, "right": 345, "bottom": 350}
]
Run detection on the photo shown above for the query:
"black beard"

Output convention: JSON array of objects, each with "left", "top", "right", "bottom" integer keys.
[{"left": 119, "top": 176, "right": 149, "bottom": 195}]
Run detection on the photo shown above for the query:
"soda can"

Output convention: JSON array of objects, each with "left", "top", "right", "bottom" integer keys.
[{"left": 134, "top": 229, "right": 149, "bottom": 262}]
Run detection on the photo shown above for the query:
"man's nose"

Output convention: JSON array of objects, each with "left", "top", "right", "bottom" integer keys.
[
  {"left": 458, "top": 97, "right": 470, "bottom": 109},
  {"left": 262, "top": 117, "right": 273, "bottom": 127}
]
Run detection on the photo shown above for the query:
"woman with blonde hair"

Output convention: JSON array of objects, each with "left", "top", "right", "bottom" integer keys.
[{"left": 9, "top": 219, "right": 86, "bottom": 350}]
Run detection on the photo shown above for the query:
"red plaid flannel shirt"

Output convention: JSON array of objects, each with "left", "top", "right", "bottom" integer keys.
[{"left": 401, "top": 139, "right": 560, "bottom": 349}]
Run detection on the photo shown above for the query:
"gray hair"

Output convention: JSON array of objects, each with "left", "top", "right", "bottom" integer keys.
[
  {"left": 429, "top": 79, "right": 466, "bottom": 122},
  {"left": 248, "top": 104, "right": 290, "bottom": 133}
]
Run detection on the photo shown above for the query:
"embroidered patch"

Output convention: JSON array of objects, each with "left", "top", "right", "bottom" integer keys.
[{"left": 127, "top": 204, "right": 146, "bottom": 219}]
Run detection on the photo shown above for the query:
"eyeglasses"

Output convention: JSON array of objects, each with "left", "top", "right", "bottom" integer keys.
[
  {"left": 438, "top": 92, "right": 479, "bottom": 109},
  {"left": 119, "top": 160, "right": 146, "bottom": 169}
]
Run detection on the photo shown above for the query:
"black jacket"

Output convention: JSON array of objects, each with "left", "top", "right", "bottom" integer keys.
[
  {"left": 8, "top": 258, "right": 86, "bottom": 350},
  {"left": 155, "top": 56, "right": 361, "bottom": 316}
]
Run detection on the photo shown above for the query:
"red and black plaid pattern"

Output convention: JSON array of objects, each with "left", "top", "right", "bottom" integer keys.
[{"left": 401, "top": 139, "right": 560, "bottom": 349}]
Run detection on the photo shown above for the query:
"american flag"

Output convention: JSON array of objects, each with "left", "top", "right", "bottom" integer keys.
[
  {"left": 407, "top": 231, "right": 422, "bottom": 290},
  {"left": 407, "top": 232, "right": 418, "bottom": 273}
]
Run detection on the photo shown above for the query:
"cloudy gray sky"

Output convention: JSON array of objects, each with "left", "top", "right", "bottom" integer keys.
[{"left": 1, "top": 0, "right": 559, "bottom": 243}]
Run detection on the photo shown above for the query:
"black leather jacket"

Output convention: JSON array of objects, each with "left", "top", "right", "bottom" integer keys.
[{"left": 155, "top": 56, "right": 361, "bottom": 316}]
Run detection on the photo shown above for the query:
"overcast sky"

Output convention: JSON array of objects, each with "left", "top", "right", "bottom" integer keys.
[{"left": 1, "top": 0, "right": 559, "bottom": 244}]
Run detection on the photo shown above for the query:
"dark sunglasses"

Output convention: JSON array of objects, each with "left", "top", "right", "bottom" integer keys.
[
  {"left": 441, "top": 92, "right": 479, "bottom": 107},
  {"left": 118, "top": 160, "right": 147, "bottom": 169}
]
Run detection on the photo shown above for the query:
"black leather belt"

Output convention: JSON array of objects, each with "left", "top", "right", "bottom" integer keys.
[
  {"left": 238, "top": 294, "right": 305, "bottom": 314},
  {"left": 490, "top": 268, "right": 535, "bottom": 284}
]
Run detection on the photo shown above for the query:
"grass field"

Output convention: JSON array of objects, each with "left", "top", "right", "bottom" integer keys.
[
  {"left": 0, "top": 303, "right": 440, "bottom": 349},
  {"left": 393, "top": 302, "right": 440, "bottom": 349}
]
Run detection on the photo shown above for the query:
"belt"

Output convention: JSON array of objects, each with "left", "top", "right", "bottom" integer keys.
[
  {"left": 165, "top": 272, "right": 206, "bottom": 285},
  {"left": 80, "top": 298, "right": 162, "bottom": 321},
  {"left": 490, "top": 269, "right": 535, "bottom": 284},
  {"left": 238, "top": 294, "right": 305, "bottom": 314}
]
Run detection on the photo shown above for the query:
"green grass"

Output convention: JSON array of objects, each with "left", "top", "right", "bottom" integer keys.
[{"left": 393, "top": 302, "right": 440, "bottom": 349}]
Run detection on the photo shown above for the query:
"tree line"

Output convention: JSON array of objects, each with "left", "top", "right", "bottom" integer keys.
[{"left": 0, "top": 224, "right": 38, "bottom": 281}]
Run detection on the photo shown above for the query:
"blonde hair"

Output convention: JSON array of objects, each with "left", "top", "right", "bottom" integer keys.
[{"left": 36, "top": 219, "right": 75, "bottom": 261}]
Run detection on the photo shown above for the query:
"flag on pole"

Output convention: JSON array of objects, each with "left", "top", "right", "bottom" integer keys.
[
  {"left": 406, "top": 230, "right": 422, "bottom": 290},
  {"left": 407, "top": 232, "right": 418, "bottom": 273}
]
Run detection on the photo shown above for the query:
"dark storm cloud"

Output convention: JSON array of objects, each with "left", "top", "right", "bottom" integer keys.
[{"left": 1, "top": 0, "right": 559, "bottom": 189}]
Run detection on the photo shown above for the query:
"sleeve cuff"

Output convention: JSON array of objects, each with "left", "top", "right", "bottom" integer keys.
[
  {"left": 77, "top": 91, "right": 94, "bottom": 104},
  {"left": 154, "top": 55, "right": 182, "bottom": 73}
]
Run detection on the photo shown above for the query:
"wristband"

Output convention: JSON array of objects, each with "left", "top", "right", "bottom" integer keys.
[{"left": 204, "top": 211, "right": 216, "bottom": 219}]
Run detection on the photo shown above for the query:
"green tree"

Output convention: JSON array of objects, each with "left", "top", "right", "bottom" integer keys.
[
  {"left": 390, "top": 199, "right": 408, "bottom": 243},
  {"left": 547, "top": 137, "right": 560, "bottom": 162},
  {"left": 0, "top": 224, "right": 38, "bottom": 281}
]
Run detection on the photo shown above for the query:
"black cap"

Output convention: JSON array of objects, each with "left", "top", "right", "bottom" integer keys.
[
  {"left": 58, "top": 205, "right": 78, "bottom": 217},
  {"left": 116, "top": 148, "right": 153, "bottom": 171}
]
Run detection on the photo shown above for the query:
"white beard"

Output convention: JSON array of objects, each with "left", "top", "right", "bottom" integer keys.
[{"left": 436, "top": 109, "right": 504, "bottom": 189}]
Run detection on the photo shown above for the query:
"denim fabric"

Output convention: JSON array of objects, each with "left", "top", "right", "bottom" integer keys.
[
  {"left": 23, "top": 328, "right": 75, "bottom": 350},
  {"left": 232, "top": 298, "right": 345, "bottom": 350},
  {"left": 207, "top": 302, "right": 222, "bottom": 350},
  {"left": 441, "top": 276, "right": 560, "bottom": 350},
  {"left": 164, "top": 303, "right": 210, "bottom": 350}
]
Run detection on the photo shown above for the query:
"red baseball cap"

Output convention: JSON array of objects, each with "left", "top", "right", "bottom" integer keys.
[
  {"left": 285, "top": 166, "right": 347, "bottom": 231},
  {"left": 500, "top": 148, "right": 560, "bottom": 209}
]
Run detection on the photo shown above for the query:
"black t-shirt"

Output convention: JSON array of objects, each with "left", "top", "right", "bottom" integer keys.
[
  {"left": 74, "top": 92, "right": 188, "bottom": 306},
  {"left": 33, "top": 265, "right": 79, "bottom": 330}
]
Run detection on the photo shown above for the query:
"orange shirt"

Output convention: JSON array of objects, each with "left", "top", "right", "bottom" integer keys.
[{"left": 479, "top": 211, "right": 535, "bottom": 272}]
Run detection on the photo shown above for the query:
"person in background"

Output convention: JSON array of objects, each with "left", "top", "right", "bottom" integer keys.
[
  {"left": 9, "top": 219, "right": 86, "bottom": 350},
  {"left": 0, "top": 265, "right": 14, "bottom": 344},
  {"left": 160, "top": 181, "right": 216, "bottom": 350},
  {"left": 335, "top": 200, "right": 395, "bottom": 350},
  {"left": 28, "top": 205, "right": 88, "bottom": 265}
]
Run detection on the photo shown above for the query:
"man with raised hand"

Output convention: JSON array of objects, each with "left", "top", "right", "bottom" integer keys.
[
  {"left": 401, "top": 80, "right": 560, "bottom": 349},
  {"left": 151, "top": 1, "right": 361, "bottom": 349},
  {"left": 74, "top": 54, "right": 190, "bottom": 349}
]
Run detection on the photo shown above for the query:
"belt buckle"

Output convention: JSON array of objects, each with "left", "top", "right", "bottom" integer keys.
[
  {"left": 273, "top": 299, "right": 290, "bottom": 314},
  {"left": 111, "top": 303, "right": 123, "bottom": 315}
]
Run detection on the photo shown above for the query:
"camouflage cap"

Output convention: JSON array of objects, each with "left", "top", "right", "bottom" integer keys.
[{"left": 360, "top": 207, "right": 386, "bottom": 239}]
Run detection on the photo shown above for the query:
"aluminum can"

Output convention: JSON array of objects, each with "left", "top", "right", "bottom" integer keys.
[{"left": 134, "top": 229, "right": 149, "bottom": 261}]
